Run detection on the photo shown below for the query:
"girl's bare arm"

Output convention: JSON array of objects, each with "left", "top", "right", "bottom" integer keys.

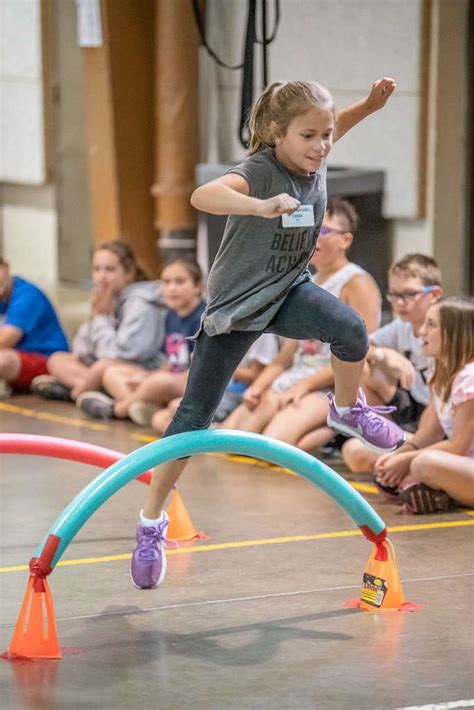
[
  {"left": 191, "top": 174, "right": 300, "bottom": 217},
  {"left": 335, "top": 77, "right": 396, "bottom": 143}
]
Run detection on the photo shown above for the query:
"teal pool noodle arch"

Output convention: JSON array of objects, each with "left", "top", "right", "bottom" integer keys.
[{"left": 34, "top": 430, "right": 386, "bottom": 568}]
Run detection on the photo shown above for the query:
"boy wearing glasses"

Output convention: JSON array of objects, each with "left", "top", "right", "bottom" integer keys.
[{"left": 342, "top": 253, "right": 442, "bottom": 473}]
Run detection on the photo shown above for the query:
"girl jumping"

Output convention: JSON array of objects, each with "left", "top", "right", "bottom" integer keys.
[{"left": 131, "top": 77, "right": 405, "bottom": 590}]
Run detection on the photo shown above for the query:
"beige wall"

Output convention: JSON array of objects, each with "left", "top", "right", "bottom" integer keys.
[
  {"left": 0, "top": 0, "right": 470, "bottom": 293},
  {"left": 201, "top": 0, "right": 470, "bottom": 291},
  {"left": 0, "top": 184, "right": 57, "bottom": 284},
  {"left": 0, "top": 0, "right": 57, "bottom": 285},
  {"left": 205, "top": 0, "right": 426, "bottom": 218}
]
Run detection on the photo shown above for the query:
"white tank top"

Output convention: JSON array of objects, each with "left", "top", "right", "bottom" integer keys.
[
  {"left": 272, "top": 263, "right": 370, "bottom": 392},
  {"left": 315, "top": 261, "right": 367, "bottom": 297},
  {"left": 294, "top": 262, "right": 368, "bottom": 368}
]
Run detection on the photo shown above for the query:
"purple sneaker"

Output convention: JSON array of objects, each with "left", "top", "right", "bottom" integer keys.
[
  {"left": 130, "top": 512, "right": 169, "bottom": 589},
  {"left": 327, "top": 389, "right": 405, "bottom": 453}
]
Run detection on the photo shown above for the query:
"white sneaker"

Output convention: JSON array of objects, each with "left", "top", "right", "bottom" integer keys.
[
  {"left": 129, "top": 401, "right": 159, "bottom": 427},
  {"left": 0, "top": 378, "right": 12, "bottom": 400}
]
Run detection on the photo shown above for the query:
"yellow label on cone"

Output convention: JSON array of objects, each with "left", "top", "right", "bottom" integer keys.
[{"left": 360, "top": 573, "right": 388, "bottom": 608}]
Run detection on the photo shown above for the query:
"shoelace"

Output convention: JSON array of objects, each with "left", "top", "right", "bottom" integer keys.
[
  {"left": 357, "top": 400, "right": 396, "bottom": 435},
  {"left": 137, "top": 520, "right": 169, "bottom": 561},
  {"left": 329, "top": 390, "right": 396, "bottom": 436}
]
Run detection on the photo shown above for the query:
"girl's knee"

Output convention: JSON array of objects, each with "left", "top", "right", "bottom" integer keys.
[
  {"left": 151, "top": 409, "right": 172, "bottom": 435},
  {"left": 332, "top": 312, "right": 368, "bottom": 362},
  {"left": 0, "top": 349, "right": 19, "bottom": 378},
  {"left": 410, "top": 451, "right": 438, "bottom": 484},
  {"left": 90, "top": 358, "right": 114, "bottom": 373},
  {"left": 47, "top": 351, "right": 71, "bottom": 372},
  {"left": 342, "top": 438, "right": 375, "bottom": 473}
]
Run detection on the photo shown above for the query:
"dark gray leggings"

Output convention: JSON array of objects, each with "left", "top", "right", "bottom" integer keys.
[{"left": 164, "top": 280, "right": 368, "bottom": 437}]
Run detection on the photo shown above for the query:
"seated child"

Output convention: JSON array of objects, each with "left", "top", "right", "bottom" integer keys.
[
  {"left": 32, "top": 240, "right": 165, "bottom": 403},
  {"left": 342, "top": 253, "right": 442, "bottom": 472},
  {"left": 77, "top": 258, "right": 205, "bottom": 421},
  {"left": 150, "top": 333, "right": 280, "bottom": 434},
  {"left": 372, "top": 296, "right": 474, "bottom": 513},
  {"left": 0, "top": 256, "right": 68, "bottom": 397},
  {"left": 224, "top": 198, "right": 381, "bottom": 450}
]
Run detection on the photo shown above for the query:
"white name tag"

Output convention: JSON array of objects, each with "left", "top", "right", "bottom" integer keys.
[{"left": 281, "top": 204, "right": 315, "bottom": 228}]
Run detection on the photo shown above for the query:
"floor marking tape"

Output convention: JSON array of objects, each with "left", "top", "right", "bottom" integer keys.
[
  {"left": 0, "top": 402, "right": 110, "bottom": 432},
  {"left": 395, "top": 700, "right": 474, "bottom": 709},
  {"left": 1, "top": 520, "right": 473, "bottom": 574}
]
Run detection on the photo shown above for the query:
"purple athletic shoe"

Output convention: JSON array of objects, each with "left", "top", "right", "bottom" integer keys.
[
  {"left": 130, "top": 512, "right": 169, "bottom": 589},
  {"left": 327, "top": 389, "right": 405, "bottom": 453}
]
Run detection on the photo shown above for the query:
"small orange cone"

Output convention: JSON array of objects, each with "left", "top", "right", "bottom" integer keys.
[
  {"left": 8, "top": 576, "right": 61, "bottom": 659},
  {"left": 357, "top": 538, "right": 406, "bottom": 611},
  {"left": 5, "top": 534, "right": 62, "bottom": 660},
  {"left": 345, "top": 537, "right": 421, "bottom": 612},
  {"left": 344, "top": 536, "right": 421, "bottom": 612},
  {"left": 166, "top": 489, "right": 208, "bottom": 542}
]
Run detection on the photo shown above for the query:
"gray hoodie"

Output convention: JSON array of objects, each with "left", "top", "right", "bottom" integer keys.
[{"left": 72, "top": 281, "right": 166, "bottom": 370}]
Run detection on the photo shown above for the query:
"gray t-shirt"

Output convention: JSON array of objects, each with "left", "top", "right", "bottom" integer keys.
[{"left": 203, "top": 148, "right": 327, "bottom": 336}]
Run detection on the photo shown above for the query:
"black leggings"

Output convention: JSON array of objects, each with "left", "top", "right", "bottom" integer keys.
[{"left": 164, "top": 280, "right": 368, "bottom": 437}]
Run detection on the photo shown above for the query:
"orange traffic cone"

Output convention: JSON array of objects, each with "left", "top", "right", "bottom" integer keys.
[
  {"left": 344, "top": 537, "right": 420, "bottom": 612},
  {"left": 3, "top": 534, "right": 62, "bottom": 660},
  {"left": 166, "top": 489, "right": 208, "bottom": 542},
  {"left": 357, "top": 538, "right": 406, "bottom": 611},
  {"left": 7, "top": 576, "right": 61, "bottom": 659}
]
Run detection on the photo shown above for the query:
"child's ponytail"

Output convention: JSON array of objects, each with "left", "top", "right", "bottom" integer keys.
[{"left": 248, "top": 81, "right": 285, "bottom": 155}]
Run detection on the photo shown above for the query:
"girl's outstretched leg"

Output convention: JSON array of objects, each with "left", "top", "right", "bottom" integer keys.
[
  {"left": 267, "top": 281, "right": 405, "bottom": 453},
  {"left": 130, "top": 329, "right": 260, "bottom": 589},
  {"left": 130, "top": 458, "right": 188, "bottom": 590}
]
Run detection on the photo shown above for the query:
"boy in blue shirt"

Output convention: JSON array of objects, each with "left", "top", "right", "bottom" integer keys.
[{"left": 0, "top": 257, "right": 69, "bottom": 396}]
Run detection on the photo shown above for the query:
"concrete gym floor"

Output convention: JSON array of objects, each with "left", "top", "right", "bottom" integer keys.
[{"left": 1, "top": 393, "right": 473, "bottom": 710}]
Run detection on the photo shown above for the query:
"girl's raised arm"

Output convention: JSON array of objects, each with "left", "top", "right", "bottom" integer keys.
[{"left": 334, "top": 77, "right": 396, "bottom": 143}]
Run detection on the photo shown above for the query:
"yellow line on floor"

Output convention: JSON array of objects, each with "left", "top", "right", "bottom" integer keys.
[
  {"left": 0, "top": 402, "right": 110, "bottom": 432},
  {"left": 350, "top": 481, "right": 379, "bottom": 494},
  {"left": 131, "top": 434, "right": 156, "bottom": 443},
  {"left": 1, "top": 519, "right": 473, "bottom": 574}
]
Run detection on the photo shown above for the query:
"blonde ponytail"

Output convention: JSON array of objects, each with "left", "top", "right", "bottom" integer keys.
[{"left": 248, "top": 81, "right": 285, "bottom": 155}]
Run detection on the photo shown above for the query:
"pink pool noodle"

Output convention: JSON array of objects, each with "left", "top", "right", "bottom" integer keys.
[{"left": 0, "top": 433, "right": 152, "bottom": 484}]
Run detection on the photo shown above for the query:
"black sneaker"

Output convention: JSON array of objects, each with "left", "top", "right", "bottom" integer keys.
[
  {"left": 319, "top": 433, "right": 349, "bottom": 457},
  {"left": 76, "top": 391, "right": 115, "bottom": 420},
  {"left": 373, "top": 474, "right": 400, "bottom": 502},
  {"left": 31, "top": 375, "right": 72, "bottom": 401},
  {"left": 399, "top": 483, "right": 457, "bottom": 514}
]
